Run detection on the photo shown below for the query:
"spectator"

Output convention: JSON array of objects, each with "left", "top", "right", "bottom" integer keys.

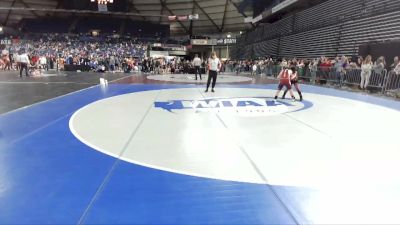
[
  {"left": 360, "top": 55, "right": 373, "bottom": 90},
  {"left": 389, "top": 56, "right": 399, "bottom": 71},
  {"left": 266, "top": 57, "right": 274, "bottom": 76},
  {"left": 357, "top": 56, "right": 364, "bottom": 68},
  {"left": 39, "top": 56, "right": 47, "bottom": 72},
  {"left": 374, "top": 56, "right": 386, "bottom": 76},
  {"left": 319, "top": 57, "right": 331, "bottom": 84},
  {"left": 309, "top": 59, "right": 318, "bottom": 84},
  {"left": 109, "top": 55, "right": 116, "bottom": 72},
  {"left": 394, "top": 62, "right": 400, "bottom": 75},
  {"left": 334, "top": 56, "right": 346, "bottom": 86},
  {"left": 280, "top": 58, "right": 288, "bottom": 68},
  {"left": 251, "top": 62, "right": 257, "bottom": 76}
]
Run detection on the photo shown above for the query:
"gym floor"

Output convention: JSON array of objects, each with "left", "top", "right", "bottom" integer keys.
[{"left": 1, "top": 71, "right": 399, "bottom": 224}]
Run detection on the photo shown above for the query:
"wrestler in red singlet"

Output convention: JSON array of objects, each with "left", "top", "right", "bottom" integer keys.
[{"left": 274, "top": 69, "right": 296, "bottom": 101}]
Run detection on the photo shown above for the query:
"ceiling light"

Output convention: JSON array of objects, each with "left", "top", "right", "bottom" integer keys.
[{"left": 91, "top": 0, "right": 113, "bottom": 4}]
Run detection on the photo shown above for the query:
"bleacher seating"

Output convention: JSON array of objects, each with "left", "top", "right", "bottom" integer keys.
[
  {"left": 264, "top": 15, "right": 294, "bottom": 39},
  {"left": 20, "top": 17, "right": 169, "bottom": 39},
  {"left": 125, "top": 21, "right": 169, "bottom": 38},
  {"left": 245, "top": 29, "right": 257, "bottom": 43},
  {"left": 364, "top": 0, "right": 399, "bottom": 15},
  {"left": 242, "top": 44, "right": 253, "bottom": 60},
  {"left": 23, "top": 18, "right": 71, "bottom": 33},
  {"left": 338, "top": 11, "right": 400, "bottom": 57},
  {"left": 280, "top": 24, "right": 340, "bottom": 58},
  {"left": 253, "top": 26, "right": 265, "bottom": 42},
  {"left": 233, "top": 0, "right": 400, "bottom": 59},
  {"left": 253, "top": 39, "right": 279, "bottom": 58},
  {"left": 230, "top": 36, "right": 246, "bottom": 59},
  {"left": 75, "top": 17, "right": 122, "bottom": 33},
  {"left": 293, "top": 0, "right": 363, "bottom": 32},
  {"left": 233, "top": 35, "right": 251, "bottom": 60}
]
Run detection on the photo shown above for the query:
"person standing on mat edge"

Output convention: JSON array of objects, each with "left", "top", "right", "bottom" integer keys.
[
  {"left": 19, "top": 51, "right": 30, "bottom": 78},
  {"left": 205, "top": 52, "right": 221, "bottom": 93},
  {"left": 193, "top": 54, "right": 202, "bottom": 80}
]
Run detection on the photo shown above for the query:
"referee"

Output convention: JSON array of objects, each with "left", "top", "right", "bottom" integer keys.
[
  {"left": 19, "top": 51, "right": 30, "bottom": 77},
  {"left": 193, "top": 54, "right": 202, "bottom": 80},
  {"left": 205, "top": 52, "right": 221, "bottom": 93}
]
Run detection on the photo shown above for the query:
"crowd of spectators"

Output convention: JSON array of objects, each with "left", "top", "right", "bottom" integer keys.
[
  {"left": 0, "top": 33, "right": 211, "bottom": 75},
  {"left": 141, "top": 57, "right": 209, "bottom": 75},
  {"left": 0, "top": 33, "right": 147, "bottom": 75},
  {"left": 223, "top": 55, "right": 400, "bottom": 91},
  {"left": 1, "top": 34, "right": 399, "bottom": 93}
]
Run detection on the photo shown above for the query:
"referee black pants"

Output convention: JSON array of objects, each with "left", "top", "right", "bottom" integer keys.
[
  {"left": 20, "top": 63, "right": 29, "bottom": 77},
  {"left": 194, "top": 66, "right": 201, "bottom": 79},
  {"left": 206, "top": 70, "right": 217, "bottom": 89}
]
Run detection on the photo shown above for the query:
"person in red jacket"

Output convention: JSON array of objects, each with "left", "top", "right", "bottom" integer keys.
[{"left": 274, "top": 67, "right": 296, "bottom": 101}]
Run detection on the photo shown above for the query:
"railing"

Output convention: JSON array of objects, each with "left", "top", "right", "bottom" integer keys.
[
  {"left": 299, "top": 67, "right": 383, "bottom": 91},
  {"left": 384, "top": 71, "right": 400, "bottom": 97},
  {"left": 232, "top": 64, "right": 400, "bottom": 98},
  {"left": 299, "top": 66, "right": 400, "bottom": 97}
]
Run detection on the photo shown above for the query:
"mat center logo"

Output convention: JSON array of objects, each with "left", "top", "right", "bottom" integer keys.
[
  {"left": 155, "top": 97, "right": 304, "bottom": 117},
  {"left": 70, "top": 88, "right": 313, "bottom": 183}
]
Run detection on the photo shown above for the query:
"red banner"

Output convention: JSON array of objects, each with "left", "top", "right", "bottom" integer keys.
[
  {"left": 178, "top": 16, "right": 188, "bottom": 21},
  {"left": 168, "top": 16, "right": 177, "bottom": 21}
]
